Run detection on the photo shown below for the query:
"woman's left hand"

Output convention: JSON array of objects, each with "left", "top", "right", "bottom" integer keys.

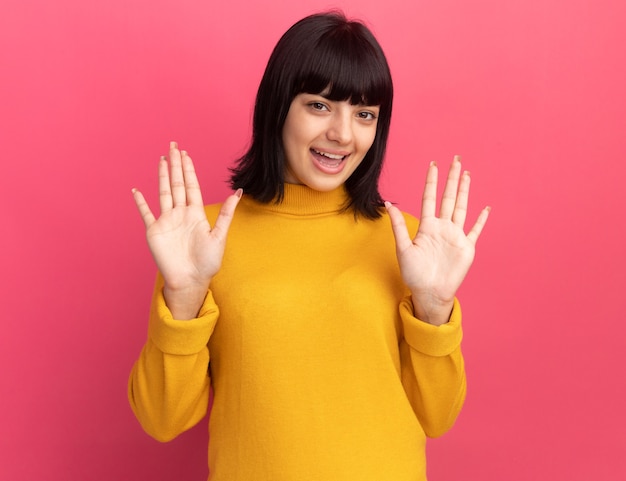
[{"left": 386, "top": 156, "right": 490, "bottom": 326}]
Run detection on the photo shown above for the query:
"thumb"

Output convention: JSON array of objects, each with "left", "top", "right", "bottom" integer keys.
[
  {"left": 210, "top": 189, "right": 243, "bottom": 242},
  {"left": 385, "top": 201, "right": 413, "bottom": 252}
]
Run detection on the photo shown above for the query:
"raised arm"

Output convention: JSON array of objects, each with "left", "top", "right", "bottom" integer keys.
[
  {"left": 386, "top": 156, "right": 489, "bottom": 436},
  {"left": 129, "top": 142, "right": 241, "bottom": 441}
]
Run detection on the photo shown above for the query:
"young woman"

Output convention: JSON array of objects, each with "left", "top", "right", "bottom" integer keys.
[{"left": 129, "top": 11, "right": 489, "bottom": 481}]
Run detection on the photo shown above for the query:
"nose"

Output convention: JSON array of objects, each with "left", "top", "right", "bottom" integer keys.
[{"left": 326, "top": 109, "right": 352, "bottom": 145}]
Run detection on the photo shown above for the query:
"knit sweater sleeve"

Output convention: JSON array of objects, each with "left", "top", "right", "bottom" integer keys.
[
  {"left": 399, "top": 293, "right": 467, "bottom": 438},
  {"left": 128, "top": 274, "right": 217, "bottom": 442}
]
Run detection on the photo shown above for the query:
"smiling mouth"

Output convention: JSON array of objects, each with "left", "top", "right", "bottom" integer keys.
[{"left": 311, "top": 148, "right": 347, "bottom": 167}]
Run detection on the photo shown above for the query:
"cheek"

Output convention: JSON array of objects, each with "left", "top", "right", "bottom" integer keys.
[
  {"left": 282, "top": 122, "right": 296, "bottom": 160},
  {"left": 283, "top": 117, "right": 304, "bottom": 150},
  {"left": 358, "top": 128, "right": 377, "bottom": 155},
  {"left": 283, "top": 130, "right": 299, "bottom": 159},
  {"left": 282, "top": 126, "right": 307, "bottom": 171}
]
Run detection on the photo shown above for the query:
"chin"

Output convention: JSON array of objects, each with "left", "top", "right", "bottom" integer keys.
[{"left": 303, "top": 176, "right": 347, "bottom": 192}]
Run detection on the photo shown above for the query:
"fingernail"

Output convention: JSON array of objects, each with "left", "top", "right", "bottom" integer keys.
[
  {"left": 235, "top": 188, "right": 243, "bottom": 198},
  {"left": 170, "top": 141, "right": 177, "bottom": 149},
  {"left": 181, "top": 150, "right": 187, "bottom": 156},
  {"left": 430, "top": 161, "right": 437, "bottom": 167},
  {"left": 384, "top": 201, "right": 392, "bottom": 209},
  {"left": 160, "top": 155, "right": 167, "bottom": 162},
  {"left": 454, "top": 155, "right": 461, "bottom": 162}
]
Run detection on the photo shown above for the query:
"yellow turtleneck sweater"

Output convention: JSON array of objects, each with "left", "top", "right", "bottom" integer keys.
[{"left": 129, "top": 184, "right": 466, "bottom": 481}]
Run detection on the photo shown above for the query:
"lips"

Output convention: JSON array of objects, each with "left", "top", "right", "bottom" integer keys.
[
  {"left": 310, "top": 148, "right": 351, "bottom": 175},
  {"left": 312, "top": 148, "right": 346, "bottom": 160}
]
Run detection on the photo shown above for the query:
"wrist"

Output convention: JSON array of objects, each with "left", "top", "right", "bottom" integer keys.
[
  {"left": 163, "top": 282, "right": 210, "bottom": 320},
  {"left": 410, "top": 295, "right": 454, "bottom": 326}
]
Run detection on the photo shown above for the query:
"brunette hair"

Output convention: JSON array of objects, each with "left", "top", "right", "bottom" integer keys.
[{"left": 230, "top": 11, "right": 393, "bottom": 218}]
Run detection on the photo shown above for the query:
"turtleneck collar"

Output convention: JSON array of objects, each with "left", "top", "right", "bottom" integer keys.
[{"left": 243, "top": 183, "right": 351, "bottom": 216}]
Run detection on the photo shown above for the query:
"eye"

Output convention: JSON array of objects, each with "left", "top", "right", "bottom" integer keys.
[
  {"left": 357, "top": 110, "right": 378, "bottom": 121},
  {"left": 309, "top": 102, "right": 329, "bottom": 111}
]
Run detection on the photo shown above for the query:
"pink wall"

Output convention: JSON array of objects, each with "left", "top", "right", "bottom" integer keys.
[{"left": 2, "top": 0, "right": 625, "bottom": 479}]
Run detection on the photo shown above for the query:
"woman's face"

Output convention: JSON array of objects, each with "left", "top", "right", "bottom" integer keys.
[{"left": 281, "top": 92, "right": 380, "bottom": 191}]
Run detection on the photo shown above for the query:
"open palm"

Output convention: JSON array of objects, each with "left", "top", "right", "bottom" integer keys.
[
  {"left": 386, "top": 157, "right": 490, "bottom": 325},
  {"left": 132, "top": 142, "right": 242, "bottom": 318}
]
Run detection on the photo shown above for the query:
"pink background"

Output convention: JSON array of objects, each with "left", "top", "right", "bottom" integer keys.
[{"left": 2, "top": 0, "right": 625, "bottom": 479}]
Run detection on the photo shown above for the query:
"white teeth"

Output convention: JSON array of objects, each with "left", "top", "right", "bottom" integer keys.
[{"left": 314, "top": 149, "right": 345, "bottom": 160}]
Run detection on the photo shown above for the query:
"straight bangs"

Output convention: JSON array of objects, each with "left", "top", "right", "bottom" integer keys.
[{"left": 295, "top": 28, "right": 392, "bottom": 108}]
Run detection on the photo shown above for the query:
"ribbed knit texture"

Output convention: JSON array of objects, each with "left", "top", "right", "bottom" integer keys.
[{"left": 129, "top": 184, "right": 466, "bottom": 481}]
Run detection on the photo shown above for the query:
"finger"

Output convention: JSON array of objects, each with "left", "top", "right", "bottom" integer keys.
[
  {"left": 420, "top": 161, "right": 438, "bottom": 220},
  {"left": 439, "top": 155, "right": 462, "bottom": 220},
  {"left": 132, "top": 188, "right": 156, "bottom": 229},
  {"left": 210, "top": 189, "right": 243, "bottom": 243},
  {"left": 158, "top": 155, "right": 173, "bottom": 214},
  {"left": 467, "top": 206, "right": 491, "bottom": 245},
  {"left": 181, "top": 150, "right": 204, "bottom": 206},
  {"left": 169, "top": 141, "right": 187, "bottom": 207},
  {"left": 385, "top": 201, "right": 414, "bottom": 252},
  {"left": 451, "top": 170, "right": 471, "bottom": 227}
]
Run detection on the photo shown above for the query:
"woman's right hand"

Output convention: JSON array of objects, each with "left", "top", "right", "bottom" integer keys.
[{"left": 132, "top": 141, "right": 242, "bottom": 319}]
